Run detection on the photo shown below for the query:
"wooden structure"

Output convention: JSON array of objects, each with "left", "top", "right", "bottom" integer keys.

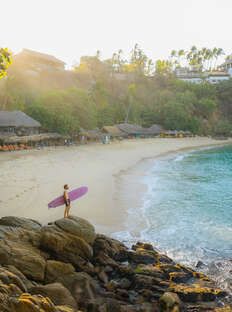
[
  {"left": 102, "top": 126, "right": 125, "bottom": 138},
  {"left": 0, "top": 133, "right": 68, "bottom": 151},
  {"left": 0, "top": 111, "right": 41, "bottom": 136}
]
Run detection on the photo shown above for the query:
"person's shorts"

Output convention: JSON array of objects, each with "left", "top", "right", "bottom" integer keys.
[{"left": 65, "top": 199, "right": 70, "bottom": 207}]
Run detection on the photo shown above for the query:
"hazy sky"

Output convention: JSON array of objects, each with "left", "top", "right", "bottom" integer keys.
[{"left": 1, "top": 0, "right": 231, "bottom": 67}]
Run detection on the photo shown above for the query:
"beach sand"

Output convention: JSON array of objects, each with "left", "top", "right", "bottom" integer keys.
[{"left": 0, "top": 137, "right": 231, "bottom": 233}]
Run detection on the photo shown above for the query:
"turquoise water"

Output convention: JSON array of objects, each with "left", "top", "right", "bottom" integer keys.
[
  {"left": 141, "top": 146, "right": 232, "bottom": 266},
  {"left": 114, "top": 145, "right": 232, "bottom": 293}
]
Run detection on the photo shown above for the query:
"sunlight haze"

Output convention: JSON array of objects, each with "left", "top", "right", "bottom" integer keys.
[{"left": 2, "top": 0, "right": 232, "bottom": 65}]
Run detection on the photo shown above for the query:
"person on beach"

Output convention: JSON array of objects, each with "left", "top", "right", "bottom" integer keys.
[{"left": 64, "top": 184, "right": 71, "bottom": 218}]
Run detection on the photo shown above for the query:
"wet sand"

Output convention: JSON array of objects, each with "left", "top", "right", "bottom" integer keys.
[{"left": 0, "top": 137, "right": 231, "bottom": 233}]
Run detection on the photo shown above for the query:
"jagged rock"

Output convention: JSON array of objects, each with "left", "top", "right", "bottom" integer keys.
[
  {"left": 118, "top": 278, "right": 131, "bottom": 289},
  {"left": 0, "top": 239, "right": 46, "bottom": 281},
  {"left": 45, "top": 260, "right": 75, "bottom": 284},
  {"left": 169, "top": 283, "right": 227, "bottom": 302},
  {"left": 134, "top": 264, "right": 166, "bottom": 279},
  {"left": 55, "top": 216, "right": 96, "bottom": 244},
  {"left": 40, "top": 224, "right": 93, "bottom": 267},
  {"left": 169, "top": 271, "right": 193, "bottom": 283},
  {"left": 0, "top": 216, "right": 41, "bottom": 231},
  {"left": 4, "top": 265, "right": 35, "bottom": 290},
  {"left": 56, "top": 271, "right": 99, "bottom": 308},
  {"left": 0, "top": 215, "right": 228, "bottom": 311},
  {"left": 0, "top": 267, "right": 27, "bottom": 292},
  {"left": 128, "top": 250, "right": 158, "bottom": 265},
  {"left": 159, "top": 292, "right": 181, "bottom": 312},
  {"left": 8, "top": 293, "right": 58, "bottom": 312},
  {"left": 30, "top": 283, "right": 77, "bottom": 309},
  {"left": 132, "top": 242, "right": 155, "bottom": 251},
  {"left": 93, "top": 235, "right": 128, "bottom": 261}
]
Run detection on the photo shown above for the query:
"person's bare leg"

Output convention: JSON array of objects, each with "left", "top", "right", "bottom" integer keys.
[
  {"left": 64, "top": 206, "right": 68, "bottom": 218},
  {"left": 67, "top": 205, "right": 71, "bottom": 217}
]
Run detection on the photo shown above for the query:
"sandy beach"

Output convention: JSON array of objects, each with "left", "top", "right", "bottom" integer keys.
[{"left": 0, "top": 137, "right": 231, "bottom": 233}]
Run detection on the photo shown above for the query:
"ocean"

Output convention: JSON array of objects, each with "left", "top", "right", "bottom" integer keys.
[{"left": 113, "top": 145, "right": 232, "bottom": 294}]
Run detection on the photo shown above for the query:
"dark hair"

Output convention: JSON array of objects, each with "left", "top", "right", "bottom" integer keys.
[{"left": 64, "top": 184, "right": 69, "bottom": 189}]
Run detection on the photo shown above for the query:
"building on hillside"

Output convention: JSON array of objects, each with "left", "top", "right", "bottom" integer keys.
[
  {"left": 206, "top": 72, "right": 230, "bottom": 84},
  {"left": 219, "top": 56, "right": 232, "bottom": 77},
  {"left": 0, "top": 111, "right": 41, "bottom": 136},
  {"left": 11, "top": 49, "right": 65, "bottom": 75},
  {"left": 116, "top": 123, "right": 149, "bottom": 138},
  {"left": 175, "top": 67, "right": 230, "bottom": 84}
]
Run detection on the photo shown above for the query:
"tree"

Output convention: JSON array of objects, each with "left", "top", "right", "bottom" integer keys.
[
  {"left": 155, "top": 60, "right": 172, "bottom": 75},
  {"left": 0, "top": 48, "right": 12, "bottom": 78}
]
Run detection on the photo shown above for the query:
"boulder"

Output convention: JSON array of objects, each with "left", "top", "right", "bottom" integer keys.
[
  {"left": 30, "top": 283, "right": 77, "bottom": 309},
  {"left": 55, "top": 216, "right": 96, "bottom": 244},
  {"left": 159, "top": 292, "right": 181, "bottom": 312},
  {"left": 0, "top": 216, "right": 41, "bottom": 231},
  {"left": 0, "top": 239, "right": 46, "bottom": 281},
  {"left": 169, "top": 283, "right": 227, "bottom": 302},
  {"left": 93, "top": 235, "right": 128, "bottom": 261},
  {"left": 0, "top": 267, "right": 27, "bottom": 292},
  {"left": 56, "top": 272, "right": 99, "bottom": 307},
  {"left": 8, "top": 293, "right": 58, "bottom": 312},
  {"left": 40, "top": 225, "right": 93, "bottom": 266},
  {"left": 45, "top": 260, "right": 75, "bottom": 284}
]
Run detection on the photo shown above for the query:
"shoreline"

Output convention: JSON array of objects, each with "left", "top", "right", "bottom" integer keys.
[{"left": 0, "top": 137, "right": 231, "bottom": 234}]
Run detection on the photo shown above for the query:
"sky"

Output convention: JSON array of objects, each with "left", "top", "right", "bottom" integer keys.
[{"left": 1, "top": 0, "right": 231, "bottom": 67}]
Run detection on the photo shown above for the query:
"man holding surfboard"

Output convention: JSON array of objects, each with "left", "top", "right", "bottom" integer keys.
[
  {"left": 48, "top": 185, "right": 88, "bottom": 217},
  {"left": 64, "top": 184, "right": 71, "bottom": 218}
]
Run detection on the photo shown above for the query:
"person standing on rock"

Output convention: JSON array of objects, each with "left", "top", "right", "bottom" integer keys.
[{"left": 64, "top": 184, "right": 71, "bottom": 218}]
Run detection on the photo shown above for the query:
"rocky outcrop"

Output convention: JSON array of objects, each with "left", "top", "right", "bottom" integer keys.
[{"left": 0, "top": 215, "right": 230, "bottom": 312}]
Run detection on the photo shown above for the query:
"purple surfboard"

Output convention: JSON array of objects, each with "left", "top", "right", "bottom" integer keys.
[{"left": 48, "top": 186, "right": 88, "bottom": 208}]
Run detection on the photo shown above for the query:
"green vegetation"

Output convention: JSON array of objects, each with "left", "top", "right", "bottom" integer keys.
[
  {"left": 0, "top": 48, "right": 12, "bottom": 78},
  {"left": 0, "top": 44, "right": 232, "bottom": 136}
]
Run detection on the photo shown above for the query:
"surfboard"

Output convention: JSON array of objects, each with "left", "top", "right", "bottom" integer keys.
[{"left": 48, "top": 186, "right": 88, "bottom": 208}]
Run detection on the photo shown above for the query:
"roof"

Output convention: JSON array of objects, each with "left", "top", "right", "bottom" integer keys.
[
  {"left": 116, "top": 123, "right": 147, "bottom": 135},
  {"left": 148, "top": 124, "right": 163, "bottom": 135},
  {"left": 102, "top": 126, "right": 125, "bottom": 136},
  {"left": 79, "top": 129, "right": 102, "bottom": 139},
  {"left": 0, "top": 111, "right": 41, "bottom": 128},
  {"left": 14, "top": 49, "right": 65, "bottom": 65}
]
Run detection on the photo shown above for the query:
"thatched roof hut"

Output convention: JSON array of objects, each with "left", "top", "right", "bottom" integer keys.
[
  {"left": 116, "top": 123, "right": 147, "bottom": 136},
  {"left": 102, "top": 126, "right": 125, "bottom": 137},
  {"left": 79, "top": 129, "right": 102, "bottom": 140},
  {"left": 0, "top": 111, "right": 41, "bottom": 128},
  {"left": 147, "top": 124, "right": 163, "bottom": 135}
]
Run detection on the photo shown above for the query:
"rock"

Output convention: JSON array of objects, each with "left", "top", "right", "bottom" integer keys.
[
  {"left": 196, "top": 260, "right": 206, "bottom": 269},
  {"left": 118, "top": 278, "right": 131, "bottom": 289},
  {"left": 0, "top": 216, "right": 41, "bottom": 230},
  {"left": 132, "top": 242, "right": 155, "bottom": 251},
  {"left": 30, "top": 283, "right": 77, "bottom": 309},
  {"left": 45, "top": 260, "right": 75, "bottom": 284},
  {"left": 0, "top": 267, "right": 27, "bottom": 292},
  {"left": 0, "top": 239, "right": 46, "bottom": 281},
  {"left": 128, "top": 250, "right": 158, "bottom": 265},
  {"left": 93, "top": 235, "right": 128, "bottom": 262},
  {"left": 40, "top": 225, "right": 93, "bottom": 266},
  {"left": 56, "top": 272, "right": 99, "bottom": 308},
  {"left": 169, "top": 271, "right": 193, "bottom": 283},
  {"left": 4, "top": 265, "right": 34, "bottom": 290},
  {"left": 159, "top": 292, "right": 181, "bottom": 312},
  {"left": 169, "top": 283, "right": 227, "bottom": 302},
  {"left": 55, "top": 216, "right": 96, "bottom": 244},
  {"left": 134, "top": 264, "right": 166, "bottom": 280},
  {"left": 8, "top": 293, "right": 58, "bottom": 312}
]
